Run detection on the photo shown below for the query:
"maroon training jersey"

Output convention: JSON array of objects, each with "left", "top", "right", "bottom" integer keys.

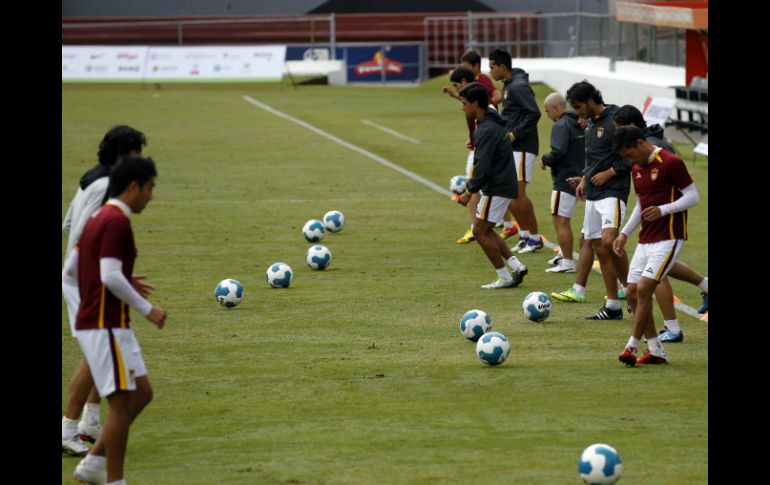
[
  {"left": 632, "top": 148, "right": 694, "bottom": 243},
  {"left": 75, "top": 203, "right": 137, "bottom": 330},
  {"left": 465, "top": 74, "right": 498, "bottom": 148}
]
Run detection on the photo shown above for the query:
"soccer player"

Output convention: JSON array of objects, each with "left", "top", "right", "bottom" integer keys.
[
  {"left": 62, "top": 126, "right": 147, "bottom": 457},
  {"left": 64, "top": 156, "right": 167, "bottom": 485},
  {"left": 488, "top": 49, "right": 543, "bottom": 254},
  {"left": 567, "top": 80, "right": 631, "bottom": 320},
  {"left": 540, "top": 92, "right": 585, "bottom": 273},
  {"left": 456, "top": 82, "right": 528, "bottom": 288},
  {"left": 612, "top": 125, "right": 700, "bottom": 365}
]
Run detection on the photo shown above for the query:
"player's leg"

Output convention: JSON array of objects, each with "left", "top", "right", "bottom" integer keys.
[
  {"left": 655, "top": 277, "right": 684, "bottom": 343},
  {"left": 474, "top": 195, "right": 524, "bottom": 288},
  {"left": 62, "top": 358, "right": 94, "bottom": 456},
  {"left": 668, "top": 260, "right": 708, "bottom": 313},
  {"left": 546, "top": 191, "right": 577, "bottom": 272}
]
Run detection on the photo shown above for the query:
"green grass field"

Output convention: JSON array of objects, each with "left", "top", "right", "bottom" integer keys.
[{"left": 62, "top": 77, "right": 707, "bottom": 484}]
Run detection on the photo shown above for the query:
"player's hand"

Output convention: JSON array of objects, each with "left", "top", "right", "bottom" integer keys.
[
  {"left": 442, "top": 85, "right": 452, "bottom": 94},
  {"left": 590, "top": 169, "right": 613, "bottom": 186},
  {"left": 458, "top": 191, "right": 471, "bottom": 206},
  {"left": 540, "top": 158, "right": 546, "bottom": 170},
  {"left": 575, "top": 177, "right": 586, "bottom": 201},
  {"left": 131, "top": 275, "right": 155, "bottom": 298},
  {"left": 507, "top": 131, "right": 516, "bottom": 143},
  {"left": 147, "top": 306, "right": 167, "bottom": 329},
  {"left": 642, "top": 206, "right": 663, "bottom": 221},
  {"left": 465, "top": 138, "right": 473, "bottom": 149},
  {"left": 566, "top": 176, "right": 581, "bottom": 188},
  {"left": 612, "top": 233, "right": 628, "bottom": 257}
]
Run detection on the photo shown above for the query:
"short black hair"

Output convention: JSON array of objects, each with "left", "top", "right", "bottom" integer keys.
[
  {"left": 488, "top": 49, "right": 512, "bottom": 70},
  {"left": 460, "top": 50, "right": 482, "bottom": 67},
  {"left": 108, "top": 156, "right": 157, "bottom": 198},
  {"left": 566, "top": 80, "right": 604, "bottom": 105},
  {"left": 458, "top": 82, "right": 489, "bottom": 108},
  {"left": 450, "top": 66, "right": 475, "bottom": 84},
  {"left": 613, "top": 105, "right": 647, "bottom": 129},
  {"left": 612, "top": 125, "right": 646, "bottom": 151},
  {"left": 97, "top": 125, "right": 147, "bottom": 166}
]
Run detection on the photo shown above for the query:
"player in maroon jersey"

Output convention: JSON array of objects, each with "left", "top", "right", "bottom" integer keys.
[
  {"left": 611, "top": 126, "right": 700, "bottom": 366},
  {"left": 63, "top": 156, "right": 167, "bottom": 484}
]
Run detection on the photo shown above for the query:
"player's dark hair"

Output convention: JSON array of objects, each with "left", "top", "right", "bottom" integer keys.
[
  {"left": 488, "top": 49, "right": 512, "bottom": 70},
  {"left": 97, "top": 125, "right": 147, "bottom": 166},
  {"left": 460, "top": 50, "right": 482, "bottom": 67},
  {"left": 613, "top": 105, "right": 647, "bottom": 129},
  {"left": 458, "top": 82, "right": 489, "bottom": 108},
  {"left": 566, "top": 80, "right": 604, "bottom": 105},
  {"left": 612, "top": 125, "right": 646, "bottom": 151},
  {"left": 108, "top": 156, "right": 157, "bottom": 197},
  {"left": 450, "top": 66, "right": 475, "bottom": 84}
]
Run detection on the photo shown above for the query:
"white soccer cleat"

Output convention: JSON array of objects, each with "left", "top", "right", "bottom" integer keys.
[
  {"left": 78, "top": 420, "right": 102, "bottom": 443},
  {"left": 62, "top": 436, "right": 90, "bottom": 457},
  {"left": 481, "top": 278, "right": 516, "bottom": 289},
  {"left": 545, "top": 262, "right": 576, "bottom": 273},
  {"left": 74, "top": 458, "right": 107, "bottom": 485}
]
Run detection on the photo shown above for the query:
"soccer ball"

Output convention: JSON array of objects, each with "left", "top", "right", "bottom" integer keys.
[
  {"left": 522, "top": 291, "right": 552, "bottom": 322},
  {"left": 306, "top": 245, "right": 332, "bottom": 270},
  {"left": 302, "top": 219, "right": 326, "bottom": 242},
  {"left": 475, "top": 331, "right": 511, "bottom": 366},
  {"left": 323, "top": 210, "right": 345, "bottom": 233},
  {"left": 214, "top": 278, "right": 244, "bottom": 307},
  {"left": 459, "top": 309, "right": 491, "bottom": 342},
  {"left": 578, "top": 443, "right": 623, "bottom": 484},
  {"left": 449, "top": 175, "right": 467, "bottom": 195},
  {"left": 266, "top": 262, "right": 293, "bottom": 288}
]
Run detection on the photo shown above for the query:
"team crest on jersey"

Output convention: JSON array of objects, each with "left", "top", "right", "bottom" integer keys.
[
  {"left": 651, "top": 168, "right": 659, "bottom": 181},
  {"left": 596, "top": 127, "right": 605, "bottom": 138},
  {"left": 635, "top": 172, "right": 642, "bottom": 179}
]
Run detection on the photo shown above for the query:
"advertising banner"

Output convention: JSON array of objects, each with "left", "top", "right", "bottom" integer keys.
[{"left": 62, "top": 46, "right": 148, "bottom": 80}]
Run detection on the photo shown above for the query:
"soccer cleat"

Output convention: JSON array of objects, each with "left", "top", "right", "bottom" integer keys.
[
  {"left": 456, "top": 228, "right": 475, "bottom": 244},
  {"left": 658, "top": 326, "right": 684, "bottom": 343},
  {"left": 509, "top": 266, "right": 528, "bottom": 287},
  {"left": 481, "top": 278, "right": 517, "bottom": 289},
  {"left": 550, "top": 288, "right": 586, "bottom": 303},
  {"left": 510, "top": 238, "right": 529, "bottom": 253},
  {"left": 62, "top": 436, "right": 90, "bottom": 457},
  {"left": 74, "top": 458, "right": 107, "bottom": 485},
  {"left": 698, "top": 292, "right": 708, "bottom": 314},
  {"left": 545, "top": 262, "right": 576, "bottom": 273},
  {"left": 518, "top": 237, "right": 544, "bottom": 254},
  {"left": 77, "top": 420, "right": 102, "bottom": 444},
  {"left": 547, "top": 253, "right": 563, "bottom": 266},
  {"left": 585, "top": 305, "right": 623, "bottom": 320},
  {"left": 636, "top": 349, "right": 668, "bottom": 365},
  {"left": 500, "top": 222, "right": 520, "bottom": 239},
  {"left": 618, "top": 346, "right": 638, "bottom": 366}
]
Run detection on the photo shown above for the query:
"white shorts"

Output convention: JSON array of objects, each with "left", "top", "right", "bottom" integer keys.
[
  {"left": 583, "top": 197, "right": 626, "bottom": 240},
  {"left": 550, "top": 190, "right": 578, "bottom": 218},
  {"left": 628, "top": 239, "right": 684, "bottom": 284},
  {"left": 465, "top": 150, "right": 475, "bottom": 178},
  {"left": 513, "top": 151, "right": 537, "bottom": 183},
  {"left": 76, "top": 328, "right": 148, "bottom": 398},
  {"left": 476, "top": 194, "right": 512, "bottom": 225},
  {"left": 62, "top": 280, "right": 80, "bottom": 337}
]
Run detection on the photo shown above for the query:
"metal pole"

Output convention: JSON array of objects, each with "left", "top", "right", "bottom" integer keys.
[
  {"left": 330, "top": 13, "right": 336, "bottom": 60},
  {"left": 634, "top": 23, "right": 639, "bottom": 60},
  {"left": 467, "top": 10, "right": 474, "bottom": 52},
  {"left": 673, "top": 28, "right": 679, "bottom": 66},
  {"left": 649, "top": 25, "right": 656, "bottom": 63},
  {"left": 516, "top": 17, "right": 521, "bottom": 58},
  {"left": 575, "top": 0, "right": 582, "bottom": 56},
  {"left": 598, "top": 16, "right": 604, "bottom": 57},
  {"left": 616, "top": 20, "right": 623, "bottom": 58}
]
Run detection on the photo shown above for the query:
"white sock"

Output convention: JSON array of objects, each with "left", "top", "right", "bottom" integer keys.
[
  {"left": 698, "top": 277, "right": 708, "bottom": 293},
  {"left": 647, "top": 336, "right": 663, "bottom": 354},
  {"left": 529, "top": 232, "right": 540, "bottom": 241},
  {"left": 62, "top": 417, "right": 78, "bottom": 440},
  {"left": 503, "top": 220, "right": 514, "bottom": 228},
  {"left": 83, "top": 403, "right": 101, "bottom": 425},
  {"left": 469, "top": 224, "right": 474, "bottom": 231},
  {"left": 621, "top": 286, "right": 628, "bottom": 295},
  {"left": 107, "top": 480, "right": 127, "bottom": 485},
  {"left": 572, "top": 284, "right": 586, "bottom": 297},
  {"left": 605, "top": 299, "right": 621, "bottom": 310},
  {"left": 496, "top": 267, "right": 512, "bottom": 281},
  {"left": 562, "top": 259, "right": 575, "bottom": 268},
  {"left": 84, "top": 454, "right": 106, "bottom": 469},
  {"left": 507, "top": 255, "right": 525, "bottom": 272},
  {"left": 663, "top": 319, "right": 681, "bottom": 333},
  {"left": 520, "top": 230, "right": 530, "bottom": 239},
  {"left": 627, "top": 336, "right": 640, "bottom": 349}
]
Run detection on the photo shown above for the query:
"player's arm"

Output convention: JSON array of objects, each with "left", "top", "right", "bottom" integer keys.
[
  {"left": 62, "top": 248, "right": 78, "bottom": 285},
  {"left": 100, "top": 258, "right": 166, "bottom": 328},
  {"left": 542, "top": 121, "right": 569, "bottom": 168},
  {"left": 63, "top": 198, "right": 75, "bottom": 236},
  {"left": 644, "top": 183, "right": 699, "bottom": 221},
  {"left": 614, "top": 200, "right": 641, "bottom": 256},
  {"left": 489, "top": 88, "right": 502, "bottom": 106},
  {"left": 509, "top": 86, "right": 541, "bottom": 140}
]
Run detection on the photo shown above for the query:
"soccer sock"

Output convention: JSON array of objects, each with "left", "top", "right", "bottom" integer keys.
[
  {"left": 529, "top": 232, "right": 540, "bottom": 242},
  {"left": 647, "top": 336, "right": 664, "bottom": 354},
  {"left": 507, "top": 255, "right": 526, "bottom": 272},
  {"left": 519, "top": 230, "right": 531, "bottom": 239},
  {"left": 84, "top": 453, "right": 106, "bottom": 468},
  {"left": 496, "top": 267, "right": 513, "bottom": 281},
  {"left": 62, "top": 417, "right": 78, "bottom": 440},
  {"left": 562, "top": 259, "right": 575, "bottom": 268},
  {"left": 626, "top": 336, "right": 640, "bottom": 350},
  {"left": 572, "top": 284, "right": 586, "bottom": 298},
  {"left": 605, "top": 299, "right": 621, "bottom": 310},
  {"left": 503, "top": 220, "right": 514, "bottom": 229},
  {"left": 621, "top": 286, "right": 628, "bottom": 296},
  {"left": 698, "top": 277, "right": 708, "bottom": 293},
  {"left": 83, "top": 403, "right": 101, "bottom": 425},
  {"left": 663, "top": 319, "right": 681, "bottom": 333}
]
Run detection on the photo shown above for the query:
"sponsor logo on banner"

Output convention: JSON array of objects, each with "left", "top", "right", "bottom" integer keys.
[
  {"left": 354, "top": 50, "right": 404, "bottom": 77},
  {"left": 117, "top": 52, "right": 138, "bottom": 60}
]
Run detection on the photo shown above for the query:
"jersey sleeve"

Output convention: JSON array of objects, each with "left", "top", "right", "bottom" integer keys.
[{"left": 667, "top": 157, "right": 694, "bottom": 190}]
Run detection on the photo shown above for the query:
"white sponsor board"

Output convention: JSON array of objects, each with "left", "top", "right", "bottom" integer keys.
[
  {"left": 694, "top": 134, "right": 708, "bottom": 157},
  {"left": 62, "top": 45, "right": 286, "bottom": 82},
  {"left": 642, "top": 96, "right": 677, "bottom": 127},
  {"left": 62, "top": 46, "right": 148, "bottom": 80}
]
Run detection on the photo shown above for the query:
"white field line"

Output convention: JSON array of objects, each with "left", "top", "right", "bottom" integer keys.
[
  {"left": 244, "top": 95, "right": 705, "bottom": 321},
  {"left": 360, "top": 119, "right": 421, "bottom": 144},
  {"left": 243, "top": 96, "right": 449, "bottom": 197}
]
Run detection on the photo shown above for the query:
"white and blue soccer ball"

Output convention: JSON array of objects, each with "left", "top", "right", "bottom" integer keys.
[
  {"left": 449, "top": 175, "right": 468, "bottom": 195},
  {"left": 306, "top": 245, "right": 332, "bottom": 270},
  {"left": 522, "top": 291, "right": 552, "bottom": 322},
  {"left": 475, "top": 331, "right": 511, "bottom": 366},
  {"left": 214, "top": 278, "right": 244, "bottom": 308},
  {"left": 578, "top": 443, "right": 623, "bottom": 484},
  {"left": 266, "top": 262, "right": 293, "bottom": 288},
  {"left": 302, "top": 219, "right": 326, "bottom": 243},
  {"left": 459, "top": 309, "right": 491, "bottom": 342},
  {"left": 323, "top": 210, "right": 345, "bottom": 233}
]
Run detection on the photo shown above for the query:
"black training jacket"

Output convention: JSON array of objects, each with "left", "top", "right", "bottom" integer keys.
[
  {"left": 542, "top": 111, "right": 585, "bottom": 195},
  {"left": 466, "top": 108, "right": 519, "bottom": 199},
  {"left": 500, "top": 68, "right": 541, "bottom": 155},
  {"left": 583, "top": 104, "right": 631, "bottom": 203}
]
